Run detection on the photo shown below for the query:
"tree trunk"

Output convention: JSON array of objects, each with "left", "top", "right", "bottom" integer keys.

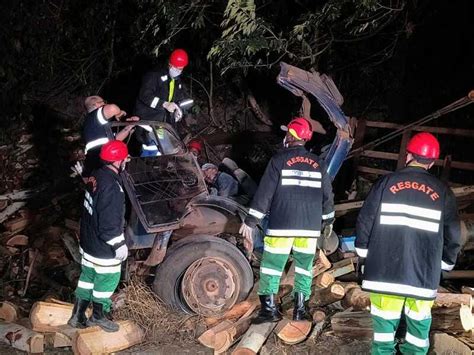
[
  {"left": 72, "top": 320, "right": 144, "bottom": 355},
  {"left": 231, "top": 322, "right": 277, "bottom": 355},
  {"left": 275, "top": 318, "right": 312, "bottom": 345},
  {"left": 314, "top": 272, "right": 335, "bottom": 288},
  {"left": 30, "top": 301, "right": 91, "bottom": 332},
  {"left": 430, "top": 332, "right": 471, "bottom": 355},
  {"left": 312, "top": 249, "right": 332, "bottom": 277},
  {"left": 434, "top": 293, "right": 472, "bottom": 310},
  {"left": 0, "top": 321, "right": 44, "bottom": 353},
  {"left": 204, "top": 301, "right": 255, "bottom": 327},
  {"left": 0, "top": 302, "right": 19, "bottom": 322},
  {"left": 309, "top": 283, "right": 345, "bottom": 308},
  {"left": 341, "top": 287, "right": 371, "bottom": 311}
]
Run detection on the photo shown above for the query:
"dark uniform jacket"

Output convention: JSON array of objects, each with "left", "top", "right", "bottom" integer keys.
[
  {"left": 82, "top": 107, "right": 110, "bottom": 177},
  {"left": 213, "top": 172, "right": 239, "bottom": 198},
  {"left": 355, "top": 166, "right": 461, "bottom": 300},
  {"left": 134, "top": 68, "right": 188, "bottom": 124},
  {"left": 80, "top": 166, "right": 126, "bottom": 266},
  {"left": 244, "top": 146, "right": 334, "bottom": 238}
]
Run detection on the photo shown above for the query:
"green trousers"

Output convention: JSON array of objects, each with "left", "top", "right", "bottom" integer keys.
[
  {"left": 259, "top": 236, "right": 317, "bottom": 300},
  {"left": 75, "top": 258, "right": 121, "bottom": 312},
  {"left": 370, "top": 293, "right": 434, "bottom": 355}
]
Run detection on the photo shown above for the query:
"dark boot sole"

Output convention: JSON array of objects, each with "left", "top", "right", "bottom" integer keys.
[
  {"left": 86, "top": 320, "right": 119, "bottom": 333},
  {"left": 67, "top": 319, "right": 87, "bottom": 329},
  {"left": 252, "top": 315, "right": 282, "bottom": 324}
]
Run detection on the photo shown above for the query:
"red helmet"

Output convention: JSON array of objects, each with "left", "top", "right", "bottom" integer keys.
[
  {"left": 406, "top": 132, "right": 440, "bottom": 160},
  {"left": 188, "top": 139, "right": 203, "bottom": 153},
  {"left": 100, "top": 140, "right": 129, "bottom": 162},
  {"left": 281, "top": 117, "right": 313, "bottom": 141},
  {"left": 169, "top": 49, "right": 189, "bottom": 68}
]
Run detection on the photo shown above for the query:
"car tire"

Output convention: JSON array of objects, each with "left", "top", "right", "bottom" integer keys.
[{"left": 153, "top": 235, "right": 254, "bottom": 315}]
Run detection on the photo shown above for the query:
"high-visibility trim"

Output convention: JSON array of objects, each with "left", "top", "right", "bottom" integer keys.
[
  {"left": 85, "top": 137, "right": 109, "bottom": 154},
  {"left": 85, "top": 191, "right": 93, "bottom": 204},
  {"left": 106, "top": 234, "right": 125, "bottom": 246},
  {"left": 248, "top": 208, "right": 265, "bottom": 219},
  {"left": 281, "top": 170, "right": 321, "bottom": 179},
  {"left": 78, "top": 280, "right": 94, "bottom": 290},
  {"left": 381, "top": 203, "right": 441, "bottom": 220},
  {"left": 179, "top": 99, "right": 194, "bottom": 108},
  {"left": 373, "top": 332, "right": 395, "bottom": 342},
  {"left": 267, "top": 229, "right": 320, "bottom": 237},
  {"left": 281, "top": 179, "right": 321, "bottom": 188},
  {"left": 139, "top": 125, "right": 153, "bottom": 132},
  {"left": 295, "top": 267, "right": 312, "bottom": 277},
  {"left": 264, "top": 245, "right": 291, "bottom": 254},
  {"left": 322, "top": 211, "right": 335, "bottom": 220},
  {"left": 80, "top": 249, "right": 121, "bottom": 267},
  {"left": 92, "top": 290, "right": 114, "bottom": 298},
  {"left": 292, "top": 245, "right": 316, "bottom": 254},
  {"left": 380, "top": 215, "right": 439, "bottom": 233},
  {"left": 405, "top": 332, "right": 429, "bottom": 348},
  {"left": 150, "top": 97, "right": 160, "bottom": 108},
  {"left": 142, "top": 144, "right": 159, "bottom": 151},
  {"left": 370, "top": 305, "right": 401, "bottom": 320},
  {"left": 441, "top": 260, "right": 454, "bottom": 271},
  {"left": 96, "top": 107, "right": 108, "bottom": 125},
  {"left": 362, "top": 280, "right": 437, "bottom": 299},
  {"left": 355, "top": 247, "right": 368, "bottom": 258},
  {"left": 260, "top": 267, "right": 283, "bottom": 276},
  {"left": 168, "top": 79, "right": 175, "bottom": 101},
  {"left": 84, "top": 200, "right": 93, "bottom": 216},
  {"left": 404, "top": 306, "right": 431, "bottom": 321},
  {"left": 160, "top": 75, "right": 168, "bottom": 82}
]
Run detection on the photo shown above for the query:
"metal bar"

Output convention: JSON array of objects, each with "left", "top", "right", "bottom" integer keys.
[{"left": 365, "top": 122, "right": 474, "bottom": 137}]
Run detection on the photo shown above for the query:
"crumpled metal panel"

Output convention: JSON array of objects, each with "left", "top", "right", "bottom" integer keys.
[{"left": 277, "top": 62, "right": 354, "bottom": 179}]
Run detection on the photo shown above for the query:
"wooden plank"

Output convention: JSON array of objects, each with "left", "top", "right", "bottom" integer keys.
[
  {"left": 441, "top": 155, "right": 452, "bottom": 182},
  {"left": 365, "top": 121, "right": 474, "bottom": 137},
  {"left": 357, "top": 165, "right": 393, "bottom": 176},
  {"left": 360, "top": 152, "right": 474, "bottom": 171},
  {"left": 397, "top": 131, "right": 411, "bottom": 170}
]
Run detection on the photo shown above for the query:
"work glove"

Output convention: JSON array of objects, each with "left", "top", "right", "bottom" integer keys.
[
  {"left": 321, "top": 222, "right": 333, "bottom": 239},
  {"left": 162, "top": 101, "right": 179, "bottom": 113},
  {"left": 239, "top": 223, "right": 254, "bottom": 255},
  {"left": 70, "top": 161, "right": 84, "bottom": 177},
  {"left": 115, "top": 244, "right": 128, "bottom": 262},
  {"left": 174, "top": 107, "right": 183, "bottom": 122}
]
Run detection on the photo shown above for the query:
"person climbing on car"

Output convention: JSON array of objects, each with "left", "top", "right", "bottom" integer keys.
[
  {"left": 134, "top": 49, "right": 193, "bottom": 156},
  {"left": 355, "top": 132, "right": 461, "bottom": 354},
  {"left": 68, "top": 140, "right": 130, "bottom": 333},
  {"left": 239, "top": 117, "right": 335, "bottom": 323},
  {"left": 202, "top": 163, "right": 239, "bottom": 198},
  {"left": 80, "top": 96, "right": 138, "bottom": 178}
]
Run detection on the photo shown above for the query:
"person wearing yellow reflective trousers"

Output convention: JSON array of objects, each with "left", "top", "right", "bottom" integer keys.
[
  {"left": 239, "top": 117, "right": 334, "bottom": 323},
  {"left": 355, "top": 133, "right": 461, "bottom": 354}
]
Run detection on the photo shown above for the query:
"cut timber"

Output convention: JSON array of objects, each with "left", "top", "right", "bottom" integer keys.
[
  {"left": 199, "top": 305, "right": 257, "bottom": 353},
  {"left": 326, "top": 258, "right": 356, "bottom": 278},
  {"left": 72, "top": 320, "right": 144, "bottom": 355},
  {"left": 232, "top": 322, "right": 277, "bottom": 355},
  {"left": 308, "top": 310, "right": 326, "bottom": 343},
  {"left": 431, "top": 332, "right": 471, "bottom": 355},
  {"left": 0, "top": 321, "right": 44, "bottom": 353},
  {"left": 0, "top": 202, "right": 26, "bottom": 223},
  {"left": 443, "top": 270, "right": 474, "bottom": 279},
  {"left": 53, "top": 324, "right": 79, "bottom": 348},
  {"left": 462, "top": 286, "right": 474, "bottom": 296},
  {"left": 0, "top": 302, "right": 19, "bottom": 322},
  {"left": 341, "top": 287, "right": 370, "bottom": 311},
  {"left": 30, "top": 301, "right": 91, "bottom": 332},
  {"left": 314, "top": 272, "right": 335, "bottom": 288},
  {"left": 435, "top": 293, "right": 472, "bottom": 310},
  {"left": 309, "top": 283, "right": 345, "bottom": 308},
  {"left": 312, "top": 250, "right": 332, "bottom": 277},
  {"left": 275, "top": 319, "right": 312, "bottom": 345},
  {"left": 204, "top": 301, "right": 255, "bottom": 327},
  {"left": 6, "top": 234, "right": 28, "bottom": 247},
  {"left": 4, "top": 216, "right": 29, "bottom": 233}
]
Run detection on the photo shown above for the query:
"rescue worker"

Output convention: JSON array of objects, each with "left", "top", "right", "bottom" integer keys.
[
  {"left": 239, "top": 117, "right": 334, "bottom": 323},
  {"left": 355, "top": 132, "right": 461, "bottom": 354},
  {"left": 202, "top": 163, "right": 239, "bottom": 198},
  {"left": 82, "top": 96, "right": 136, "bottom": 178},
  {"left": 134, "top": 49, "right": 193, "bottom": 125},
  {"left": 68, "top": 140, "right": 130, "bottom": 332}
]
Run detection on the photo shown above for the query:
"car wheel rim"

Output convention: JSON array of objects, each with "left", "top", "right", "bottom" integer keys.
[{"left": 181, "top": 256, "right": 239, "bottom": 317}]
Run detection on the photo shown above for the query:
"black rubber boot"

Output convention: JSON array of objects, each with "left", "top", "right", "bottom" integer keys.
[
  {"left": 67, "top": 298, "right": 89, "bottom": 328},
  {"left": 86, "top": 302, "right": 119, "bottom": 332},
  {"left": 293, "top": 292, "right": 312, "bottom": 321},
  {"left": 252, "top": 295, "right": 282, "bottom": 324}
]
